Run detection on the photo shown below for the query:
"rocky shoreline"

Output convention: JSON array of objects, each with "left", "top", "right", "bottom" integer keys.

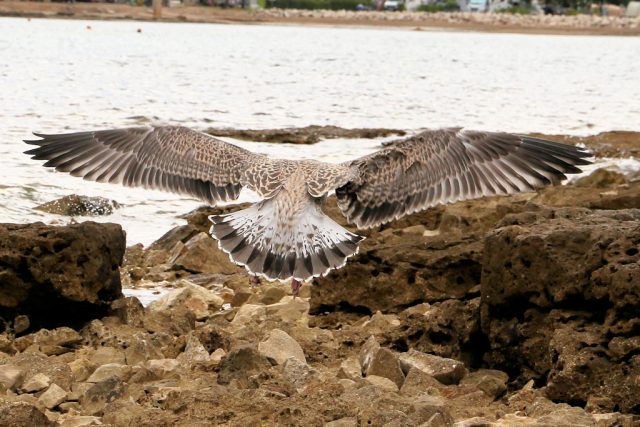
[
  {"left": 1, "top": 133, "right": 639, "bottom": 425},
  {"left": 1, "top": 1, "right": 639, "bottom": 36}
]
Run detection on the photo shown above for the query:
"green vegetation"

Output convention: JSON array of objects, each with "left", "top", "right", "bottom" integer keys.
[
  {"left": 266, "top": 0, "right": 364, "bottom": 9},
  {"left": 417, "top": 0, "right": 460, "bottom": 11},
  {"left": 495, "top": 5, "right": 531, "bottom": 13}
]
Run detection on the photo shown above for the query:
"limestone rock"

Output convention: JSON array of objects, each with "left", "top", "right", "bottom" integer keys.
[
  {"left": 176, "top": 334, "right": 210, "bottom": 365},
  {"left": 58, "top": 415, "right": 103, "bottom": 426},
  {"left": 460, "top": 369, "right": 509, "bottom": 400},
  {"left": 0, "top": 397, "right": 55, "bottom": 427},
  {"left": 169, "top": 232, "right": 242, "bottom": 275},
  {"left": 481, "top": 208, "right": 640, "bottom": 412},
  {"left": 359, "top": 336, "right": 405, "bottom": 389},
  {"left": 90, "top": 347, "right": 126, "bottom": 366},
  {"left": 124, "top": 334, "right": 164, "bottom": 366},
  {"left": 217, "top": 345, "right": 272, "bottom": 386},
  {"left": 364, "top": 375, "right": 399, "bottom": 392},
  {"left": 399, "top": 350, "right": 466, "bottom": 385},
  {"left": 38, "top": 383, "right": 67, "bottom": 409},
  {"left": 68, "top": 358, "right": 93, "bottom": 383},
  {"left": 282, "top": 356, "right": 315, "bottom": 390},
  {"left": 20, "top": 373, "right": 51, "bottom": 393},
  {"left": 148, "top": 280, "right": 224, "bottom": 320},
  {"left": 14, "top": 327, "right": 82, "bottom": 355},
  {"left": 0, "top": 222, "right": 125, "bottom": 330},
  {"left": 400, "top": 367, "right": 445, "bottom": 396},
  {"left": 109, "top": 297, "right": 144, "bottom": 327},
  {"left": 337, "top": 356, "right": 362, "bottom": 381},
  {"left": 258, "top": 329, "right": 306, "bottom": 365},
  {"left": 86, "top": 364, "right": 132, "bottom": 383},
  {"left": 0, "top": 364, "right": 24, "bottom": 391},
  {"left": 324, "top": 417, "right": 357, "bottom": 427},
  {"left": 79, "top": 377, "right": 125, "bottom": 415},
  {"left": 11, "top": 351, "right": 73, "bottom": 391},
  {"left": 145, "top": 359, "right": 180, "bottom": 377}
]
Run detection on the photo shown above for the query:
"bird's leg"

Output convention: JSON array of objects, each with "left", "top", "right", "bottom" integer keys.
[
  {"left": 290, "top": 279, "right": 302, "bottom": 298},
  {"left": 249, "top": 275, "right": 260, "bottom": 288}
]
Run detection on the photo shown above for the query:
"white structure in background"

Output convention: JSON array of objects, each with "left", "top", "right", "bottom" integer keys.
[
  {"left": 626, "top": 1, "right": 640, "bottom": 16},
  {"left": 456, "top": 0, "right": 542, "bottom": 12}
]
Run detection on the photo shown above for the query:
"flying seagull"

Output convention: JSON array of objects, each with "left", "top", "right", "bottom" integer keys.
[{"left": 25, "top": 126, "right": 591, "bottom": 295}]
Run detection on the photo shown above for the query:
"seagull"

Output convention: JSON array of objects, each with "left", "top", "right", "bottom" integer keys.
[{"left": 25, "top": 126, "right": 591, "bottom": 295}]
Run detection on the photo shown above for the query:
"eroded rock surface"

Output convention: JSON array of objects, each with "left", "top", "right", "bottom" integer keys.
[{"left": 0, "top": 222, "right": 125, "bottom": 331}]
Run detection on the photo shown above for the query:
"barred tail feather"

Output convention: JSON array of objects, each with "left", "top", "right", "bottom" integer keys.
[{"left": 209, "top": 199, "right": 364, "bottom": 282}]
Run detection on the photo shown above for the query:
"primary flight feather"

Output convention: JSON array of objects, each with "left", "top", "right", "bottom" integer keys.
[{"left": 24, "top": 126, "right": 591, "bottom": 284}]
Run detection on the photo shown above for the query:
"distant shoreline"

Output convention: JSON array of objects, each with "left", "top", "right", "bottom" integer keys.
[{"left": 1, "top": 1, "right": 639, "bottom": 36}]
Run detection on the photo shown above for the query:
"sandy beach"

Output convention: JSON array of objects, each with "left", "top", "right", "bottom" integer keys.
[{"left": 2, "top": 0, "right": 640, "bottom": 35}]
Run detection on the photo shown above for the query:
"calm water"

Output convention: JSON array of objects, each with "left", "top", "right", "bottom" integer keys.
[{"left": 1, "top": 17, "right": 639, "bottom": 245}]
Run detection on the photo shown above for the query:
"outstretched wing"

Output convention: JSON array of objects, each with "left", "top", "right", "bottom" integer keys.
[
  {"left": 24, "top": 126, "right": 264, "bottom": 204},
  {"left": 336, "top": 128, "right": 592, "bottom": 229}
]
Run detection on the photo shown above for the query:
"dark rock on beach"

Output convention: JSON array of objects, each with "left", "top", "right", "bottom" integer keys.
[
  {"left": 207, "top": 125, "right": 406, "bottom": 145},
  {"left": 481, "top": 207, "right": 640, "bottom": 412},
  {"left": 0, "top": 222, "right": 125, "bottom": 332},
  {"left": 34, "top": 194, "right": 121, "bottom": 217}
]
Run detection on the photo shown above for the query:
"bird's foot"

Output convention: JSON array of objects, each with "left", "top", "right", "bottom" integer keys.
[
  {"left": 291, "top": 279, "right": 302, "bottom": 298},
  {"left": 249, "top": 275, "right": 260, "bottom": 288}
]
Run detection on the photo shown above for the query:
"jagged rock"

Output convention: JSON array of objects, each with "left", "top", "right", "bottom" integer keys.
[
  {"left": 58, "top": 415, "right": 103, "bottom": 426},
  {"left": 38, "top": 383, "right": 67, "bottom": 409},
  {"left": 399, "top": 350, "right": 466, "bottom": 385},
  {"left": 258, "top": 329, "right": 306, "bottom": 365},
  {"left": 90, "top": 347, "right": 126, "bottom": 366},
  {"left": 169, "top": 232, "right": 242, "bottom": 275},
  {"left": 86, "top": 364, "right": 132, "bottom": 383},
  {"left": 79, "top": 377, "right": 125, "bottom": 415},
  {"left": 337, "top": 356, "right": 362, "bottom": 381},
  {"left": 145, "top": 359, "right": 180, "bottom": 378},
  {"left": 176, "top": 334, "right": 210, "bottom": 365},
  {"left": 14, "top": 327, "right": 82, "bottom": 355},
  {"left": 109, "top": 297, "right": 144, "bottom": 327},
  {"left": 387, "top": 298, "right": 482, "bottom": 366},
  {"left": 574, "top": 168, "right": 627, "bottom": 188},
  {"left": 124, "top": 333, "right": 164, "bottom": 366},
  {"left": 148, "top": 280, "right": 224, "bottom": 320},
  {"left": 143, "top": 305, "right": 196, "bottom": 336},
  {"left": 400, "top": 367, "right": 446, "bottom": 396},
  {"left": 217, "top": 345, "right": 272, "bottom": 386},
  {"left": 34, "top": 195, "right": 120, "bottom": 216},
  {"left": 0, "top": 222, "right": 125, "bottom": 330},
  {"left": 324, "top": 417, "right": 357, "bottom": 427},
  {"left": 359, "top": 336, "right": 405, "bottom": 389},
  {"left": 481, "top": 207, "right": 640, "bottom": 410},
  {"left": 410, "top": 395, "right": 453, "bottom": 426},
  {"left": 460, "top": 369, "right": 508, "bottom": 400},
  {"left": 11, "top": 351, "right": 73, "bottom": 391},
  {"left": 68, "top": 358, "right": 93, "bottom": 383},
  {"left": 311, "top": 231, "right": 483, "bottom": 314},
  {"left": 364, "top": 375, "right": 399, "bottom": 392},
  {"left": 13, "top": 315, "right": 29, "bottom": 334},
  {"left": 20, "top": 372, "right": 51, "bottom": 393},
  {"left": 230, "top": 304, "right": 266, "bottom": 328},
  {"left": 282, "top": 356, "right": 315, "bottom": 389},
  {"left": 0, "top": 397, "right": 55, "bottom": 427},
  {"left": 0, "top": 364, "right": 24, "bottom": 391}
]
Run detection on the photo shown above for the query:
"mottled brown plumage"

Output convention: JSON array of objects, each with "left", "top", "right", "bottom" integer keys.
[{"left": 24, "top": 125, "right": 591, "bottom": 282}]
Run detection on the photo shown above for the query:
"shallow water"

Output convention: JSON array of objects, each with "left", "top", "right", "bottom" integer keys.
[{"left": 1, "top": 17, "right": 639, "bottom": 245}]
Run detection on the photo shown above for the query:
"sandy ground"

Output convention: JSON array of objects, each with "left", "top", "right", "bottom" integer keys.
[{"left": 1, "top": 1, "right": 640, "bottom": 35}]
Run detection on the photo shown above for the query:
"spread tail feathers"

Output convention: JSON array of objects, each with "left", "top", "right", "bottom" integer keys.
[{"left": 209, "top": 199, "right": 364, "bottom": 282}]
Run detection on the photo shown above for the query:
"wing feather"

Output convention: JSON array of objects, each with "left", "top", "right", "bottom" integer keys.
[
  {"left": 25, "top": 126, "right": 263, "bottom": 204},
  {"left": 336, "top": 128, "right": 592, "bottom": 229}
]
